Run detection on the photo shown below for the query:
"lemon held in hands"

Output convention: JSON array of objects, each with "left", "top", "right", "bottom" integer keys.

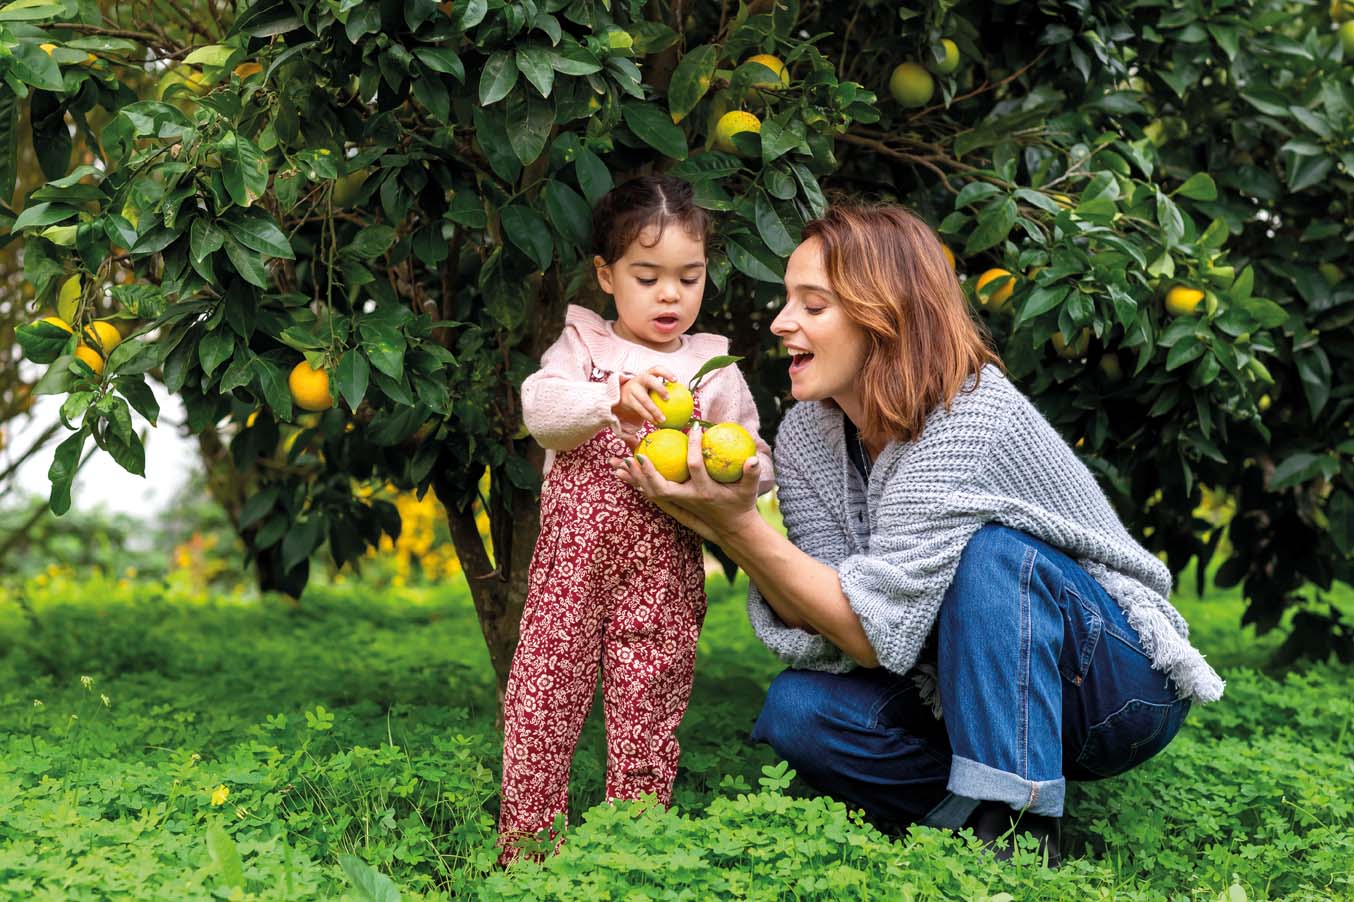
[
  {"left": 701, "top": 422, "right": 757, "bottom": 484},
  {"left": 649, "top": 381, "right": 694, "bottom": 430},
  {"left": 635, "top": 429, "right": 690, "bottom": 483}
]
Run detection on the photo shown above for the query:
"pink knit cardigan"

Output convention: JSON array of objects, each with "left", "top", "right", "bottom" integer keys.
[{"left": 521, "top": 304, "right": 775, "bottom": 493}]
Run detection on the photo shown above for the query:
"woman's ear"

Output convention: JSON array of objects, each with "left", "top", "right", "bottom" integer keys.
[{"left": 593, "top": 255, "right": 614, "bottom": 295}]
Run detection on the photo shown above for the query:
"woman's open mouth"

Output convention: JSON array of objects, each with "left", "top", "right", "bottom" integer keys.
[{"left": 789, "top": 353, "right": 814, "bottom": 374}]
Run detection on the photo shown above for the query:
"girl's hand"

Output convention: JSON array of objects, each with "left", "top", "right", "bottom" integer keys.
[
  {"left": 612, "top": 366, "right": 677, "bottom": 433},
  {"left": 609, "top": 425, "right": 763, "bottom": 542}
]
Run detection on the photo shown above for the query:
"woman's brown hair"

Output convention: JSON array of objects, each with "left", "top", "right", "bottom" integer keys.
[{"left": 802, "top": 204, "right": 1002, "bottom": 445}]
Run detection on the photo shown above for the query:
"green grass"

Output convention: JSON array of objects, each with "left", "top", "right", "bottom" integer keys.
[{"left": 1, "top": 564, "right": 1351, "bottom": 900}]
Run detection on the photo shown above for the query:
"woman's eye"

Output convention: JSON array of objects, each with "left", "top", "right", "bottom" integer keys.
[{"left": 805, "top": 307, "right": 825, "bottom": 315}]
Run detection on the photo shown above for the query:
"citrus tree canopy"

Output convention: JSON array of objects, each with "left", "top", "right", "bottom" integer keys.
[{"left": 2, "top": 0, "right": 1351, "bottom": 678}]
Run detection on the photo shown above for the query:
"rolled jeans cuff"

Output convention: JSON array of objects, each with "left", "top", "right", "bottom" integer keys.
[{"left": 922, "top": 755, "right": 1066, "bottom": 828}]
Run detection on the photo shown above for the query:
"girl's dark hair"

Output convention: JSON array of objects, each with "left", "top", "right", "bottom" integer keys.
[{"left": 591, "top": 175, "right": 710, "bottom": 263}]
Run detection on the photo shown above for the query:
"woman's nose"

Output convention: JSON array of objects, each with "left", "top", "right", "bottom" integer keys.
[{"left": 770, "top": 307, "right": 792, "bottom": 336}]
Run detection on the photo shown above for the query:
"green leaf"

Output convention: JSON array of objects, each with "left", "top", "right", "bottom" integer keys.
[
  {"left": 198, "top": 328, "right": 235, "bottom": 378},
  {"left": 348, "top": 225, "right": 397, "bottom": 260},
  {"left": 574, "top": 147, "right": 612, "bottom": 205},
  {"left": 253, "top": 357, "right": 293, "bottom": 421},
  {"left": 204, "top": 818, "right": 245, "bottom": 888},
  {"left": 1239, "top": 296, "right": 1287, "bottom": 328},
  {"left": 506, "top": 91, "right": 553, "bottom": 166},
  {"left": 667, "top": 44, "right": 717, "bottom": 122},
  {"left": 282, "top": 516, "right": 325, "bottom": 572},
  {"left": 13, "top": 202, "right": 79, "bottom": 231},
  {"left": 339, "top": 854, "right": 401, "bottom": 902},
  {"left": 956, "top": 182, "right": 1003, "bottom": 208},
  {"left": 1294, "top": 346, "right": 1331, "bottom": 418},
  {"left": 224, "top": 237, "right": 270, "bottom": 288},
  {"left": 544, "top": 179, "right": 591, "bottom": 249},
  {"left": 238, "top": 486, "right": 278, "bottom": 530},
  {"left": 479, "top": 51, "right": 518, "bottom": 105},
  {"left": 414, "top": 47, "right": 464, "bottom": 81},
  {"left": 516, "top": 46, "right": 555, "bottom": 97},
  {"left": 1175, "top": 172, "right": 1217, "bottom": 201},
  {"left": 337, "top": 348, "right": 370, "bottom": 410},
  {"left": 754, "top": 191, "right": 798, "bottom": 258},
  {"left": 360, "top": 325, "right": 406, "bottom": 381},
  {"left": 500, "top": 204, "right": 554, "bottom": 271},
  {"left": 688, "top": 354, "right": 743, "bottom": 391},
  {"left": 1269, "top": 452, "right": 1327, "bottom": 491},
  {"left": 47, "top": 428, "right": 86, "bottom": 516},
  {"left": 16, "top": 320, "right": 74, "bottom": 364},
  {"left": 1156, "top": 192, "right": 1184, "bottom": 247},
  {"left": 963, "top": 197, "right": 1017, "bottom": 255},
  {"left": 224, "top": 208, "right": 294, "bottom": 259},
  {"left": 10, "top": 44, "right": 64, "bottom": 91},
  {"left": 219, "top": 132, "right": 269, "bottom": 207},
  {"left": 0, "top": 91, "right": 18, "bottom": 207},
  {"left": 184, "top": 44, "right": 236, "bottom": 67},
  {"left": 116, "top": 375, "right": 160, "bottom": 426},
  {"left": 621, "top": 102, "right": 687, "bottom": 161},
  {"left": 726, "top": 234, "right": 784, "bottom": 283},
  {"left": 0, "top": 1, "right": 64, "bottom": 22}
]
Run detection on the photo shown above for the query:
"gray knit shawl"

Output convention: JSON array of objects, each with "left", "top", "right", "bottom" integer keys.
[{"left": 748, "top": 364, "right": 1225, "bottom": 704}]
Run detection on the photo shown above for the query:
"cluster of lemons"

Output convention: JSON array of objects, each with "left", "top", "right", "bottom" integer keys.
[
  {"left": 888, "top": 38, "right": 962, "bottom": 110},
  {"left": 633, "top": 381, "right": 757, "bottom": 485},
  {"left": 37, "top": 276, "right": 123, "bottom": 376},
  {"left": 711, "top": 53, "right": 791, "bottom": 156}
]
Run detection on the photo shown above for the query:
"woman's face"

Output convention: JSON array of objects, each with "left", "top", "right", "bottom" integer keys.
[{"left": 771, "top": 238, "right": 869, "bottom": 406}]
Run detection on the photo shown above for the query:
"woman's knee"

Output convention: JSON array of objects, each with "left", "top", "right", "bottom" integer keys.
[{"left": 751, "top": 670, "right": 835, "bottom": 763}]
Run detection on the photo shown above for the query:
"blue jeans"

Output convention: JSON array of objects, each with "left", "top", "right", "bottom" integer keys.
[{"left": 750, "top": 525, "right": 1190, "bottom": 828}]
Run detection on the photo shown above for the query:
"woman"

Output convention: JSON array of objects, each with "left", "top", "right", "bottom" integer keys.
[{"left": 612, "top": 205, "right": 1224, "bottom": 865}]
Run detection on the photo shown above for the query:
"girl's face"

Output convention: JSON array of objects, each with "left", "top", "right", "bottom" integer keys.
[
  {"left": 594, "top": 224, "right": 706, "bottom": 352},
  {"left": 771, "top": 237, "right": 870, "bottom": 409}
]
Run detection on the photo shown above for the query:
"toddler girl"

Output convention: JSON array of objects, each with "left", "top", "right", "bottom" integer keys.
[{"left": 499, "top": 175, "right": 773, "bottom": 861}]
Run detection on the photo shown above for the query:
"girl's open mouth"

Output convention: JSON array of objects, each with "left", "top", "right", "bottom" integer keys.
[
  {"left": 789, "top": 353, "right": 814, "bottom": 374},
  {"left": 653, "top": 314, "right": 680, "bottom": 331}
]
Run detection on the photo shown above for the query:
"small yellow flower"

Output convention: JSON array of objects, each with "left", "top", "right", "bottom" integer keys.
[
  {"left": 235, "top": 806, "right": 249, "bottom": 819},
  {"left": 32, "top": 699, "right": 44, "bottom": 708},
  {"left": 80, "top": 675, "right": 94, "bottom": 690},
  {"left": 190, "top": 753, "right": 201, "bottom": 764},
  {"left": 210, "top": 784, "right": 229, "bottom": 806},
  {"left": 101, "top": 694, "right": 111, "bottom": 708}
]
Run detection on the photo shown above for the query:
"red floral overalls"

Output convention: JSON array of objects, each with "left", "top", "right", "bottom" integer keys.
[{"left": 498, "top": 367, "right": 706, "bottom": 862}]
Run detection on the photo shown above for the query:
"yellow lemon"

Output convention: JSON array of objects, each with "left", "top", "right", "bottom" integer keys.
[
  {"left": 888, "top": 62, "right": 934, "bottom": 108},
  {"left": 74, "top": 345, "right": 105, "bottom": 375},
  {"left": 38, "top": 315, "right": 74, "bottom": 334},
  {"left": 81, "top": 321, "right": 122, "bottom": 357},
  {"left": 744, "top": 53, "right": 789, "bottom": 89},
  {"left": 975, "top": 268, "right": 1015, "bottom": 312},
  {"left": 649, "top": 381, "right": 694, "bottom": 430},
  {"left": 1258, "top": 394, "right": 1272, "bottom": 412},
  {"left": 701, "top": 422, "right": 757, "bottom": 484},
  {"left": 288, "top": 361, "right": 333, "bottom": 412},
  {"left": 714, "top": 110, "right": 761, "bottom": 155},
  {"left": 1165, "top": 285, "right": 1205, "bottom": 317},
  {"left": 156, "top": 65, "right": 207, "bottom": 101},
  {"left": 1052, "top": 328, "right": 1090, "bottom": 359},
  {"left": 636, "top": 428, "right": 690, "bottom": 483},
  {"left": 941, "top": 243, "right": 956, "bottom": 270},
  {"left": 1341, "top": 21, "right": 1354, "bottom": 54},
  {"left": 58, "top": 274, "right": 82, "bottom": 321},
  {"left": 233, "top": 62, "right": 263, "bottom": 79},
  {"left": 39, "top": 43, "right": 57, "bottom": 56},
  {"left": 928, "top": 39, "right": 961, "bottom": 75}
]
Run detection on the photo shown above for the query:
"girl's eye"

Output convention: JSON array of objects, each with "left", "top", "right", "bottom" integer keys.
[
  {"left": 637, "top": 278, "right": 657, "bottom": 286},
  {"left": 681, "top": 278, "right": 701, "bottom": 286}
]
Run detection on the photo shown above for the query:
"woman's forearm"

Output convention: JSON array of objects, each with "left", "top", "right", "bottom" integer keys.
[{"left": 718, "top": 513, "right": 880, "bottom": 668}]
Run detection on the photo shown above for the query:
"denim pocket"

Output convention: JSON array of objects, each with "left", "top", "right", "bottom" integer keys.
[
  {"left": 1058, "top": 587, "right": 1102, "bottom": 687},
  {"left": 1074, "top": 697, "right": 1186, "bottom": 778}
]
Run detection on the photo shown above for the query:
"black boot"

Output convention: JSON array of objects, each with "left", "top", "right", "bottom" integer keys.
[{"left": 965, "top": 801, "right": 1061, "bottom": 867}]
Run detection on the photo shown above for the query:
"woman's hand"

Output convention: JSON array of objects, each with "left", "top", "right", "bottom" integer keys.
[
  {"left": 611, "top": 366, "right": 676, "bottom": 435},
  {"left": 609, "top": 425, "right": 763, "bottom": 543}
]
